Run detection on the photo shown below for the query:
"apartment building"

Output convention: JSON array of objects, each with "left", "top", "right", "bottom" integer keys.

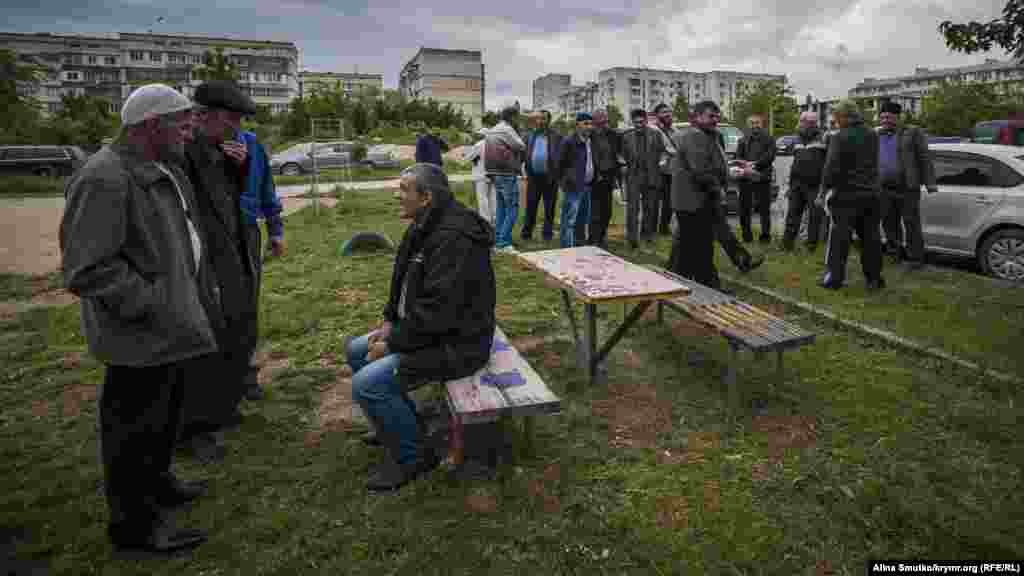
[
  {"left": 556, "top": 83, "right": 600, "bottom": 119},
  {"left": 0, "top": 31, "right": 298, "bottom": 116},
  {"left": 849, "top": 58, "right": 1024, "bottom": 115},
  {"left": 299, "top": 70, "right": 383, "bottom": 98},
  {"left": 399, "top": 47, "right": 485, "bottom": 127},
  {"left": 532, "top": 73, "right": 571, "bottom": 113}
]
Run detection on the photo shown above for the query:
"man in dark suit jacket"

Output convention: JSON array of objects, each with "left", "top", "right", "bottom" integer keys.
[
  {"left": 668, "top": 100, "right": 730, "bottom": 289},
  {"left": 522, "top": 110, "right": 562, "bottom": 243},
  {"left": 876, "top": 101, "right": 937, "bottom": 269},
  {"left": 735, "top": 113, "right": 777, "bottom": 243},
  {"left": 621, "top": 108, "right": 662, "bottom": 250}
]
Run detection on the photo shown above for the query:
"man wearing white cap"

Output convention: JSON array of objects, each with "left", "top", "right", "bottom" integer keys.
[
  {"left": 60, "top": 84, "right": 214, "bottom": 553},
  {"left": 465, "top": 126, "right": 496, "bottom": 225}
]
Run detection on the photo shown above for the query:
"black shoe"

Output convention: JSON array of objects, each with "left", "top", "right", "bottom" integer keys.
[
  {"left": 155, "top": 474, "right": 208, "bottom": 508},
  {"left": 759, "top": 236, "right": 772, "bottom": 245},
  {"left": 818, "top": 279, "right": 843, "bottom": 290},
  {"left": 110, "top": 522, "right": 207, "bottom": 555},
  {"left": 244, "top": 385, "right": 264, "bottom": 401},
  {"left": 741, "top": 253, "right": 765, "bottom": 273},
  {"left": 188, "top": 432, "right": 226, "bottom": 463},
  {"left": 366, "top": 453, "right": 440, "bottom": 492},
  {"left": 866, "top": 277, "right": 886, "bottom": 291},
  {"left": 521, "top": 234, "right": 532, "bottom": 242}
]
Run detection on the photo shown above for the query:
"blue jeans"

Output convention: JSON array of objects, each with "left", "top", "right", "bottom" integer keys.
[
  {"left": 346, "top": 332, "right": 419, "bottom": 465},
  {"left": 493, "top": 175, "right": 519, "bottom": 249},
  {"left": 560, "top": 184, "right": 591, "bottom": 248}
]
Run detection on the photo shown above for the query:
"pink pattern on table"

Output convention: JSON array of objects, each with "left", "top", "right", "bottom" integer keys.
[{"left": 518, "top": 246, "right": 689, "bottom": 301}]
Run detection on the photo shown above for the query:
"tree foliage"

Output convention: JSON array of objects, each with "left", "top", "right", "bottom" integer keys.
[
  {"left": 605, "top": 104, "right": 623, "bottom": 129},
  {"left": 47, "top": 93, "right": 120, "bottom": 150},
  {"left": 192, "top": 48, "right": 241, "bottom": 83},
  {"left": 918, "top": 80, "right": 1024, "bottom": 136},
  {"left": 729, "top": 80, "right": 800, "bottom": 135},
  {"left": 672, "top": 94, "right": 690, "bottom": 122},
  {"left": 939, "top": 0, "right": 1024, "bottom": 59},
  {"left": 0, "top": 49, "right": 45, "bottom": 144}
]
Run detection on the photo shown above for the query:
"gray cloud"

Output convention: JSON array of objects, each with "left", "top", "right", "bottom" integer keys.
[{"left": 2, "top": 0, "right": 1015, "bottom": 109}]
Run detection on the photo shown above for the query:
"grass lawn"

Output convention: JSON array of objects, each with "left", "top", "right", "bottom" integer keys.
[
  {"left": 0, "top": 176, "right": 67, "bottom": 198},
  {"left": 2, "top": 185, "right": 1021, "bottom": 574}
]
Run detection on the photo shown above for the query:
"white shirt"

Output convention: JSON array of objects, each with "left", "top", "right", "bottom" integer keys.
[{"left": 154, "top": 162, "right": 201, "bottom": 277}]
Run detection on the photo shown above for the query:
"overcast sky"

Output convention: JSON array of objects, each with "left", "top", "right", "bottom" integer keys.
[{"left": 2, "top": 0, "right": 1014, "bottom": 109}]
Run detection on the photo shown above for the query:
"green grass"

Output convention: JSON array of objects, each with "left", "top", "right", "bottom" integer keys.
[
  {"left": 2, "top": 188, "right": 1021, "bottom": 574},
  {"left": 0, "top": 176, "right": 67, "bottom": 198}
]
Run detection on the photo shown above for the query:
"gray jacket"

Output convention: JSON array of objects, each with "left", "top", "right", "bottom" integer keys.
[
  {"left": 670, "top": 127, "right": 728, "bottom": 213},
  {"left": 621, "top": 126, "right": 662, "bottom": 189},
  {"left": 60, "top": 142, "right": 218, "bottom": 367}
]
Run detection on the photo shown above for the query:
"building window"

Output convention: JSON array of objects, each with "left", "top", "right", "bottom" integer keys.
[
  {"left": 130, "top": 51, "right": 144, "bottom": 62},
  {"left": 105, "top": 56, "right": 117, "bottom": 65},
  {"left": 87, "top": 55, "right": 97, "bottom": 65},
  {"left": 150, "top": 51, "right": 161, "bottom": 62},
  {"left": 191, "top": 54, "right": 202, "bottom": 64},
  {"left": 65, "top": 71, "right": 80, "bottom": 81}
]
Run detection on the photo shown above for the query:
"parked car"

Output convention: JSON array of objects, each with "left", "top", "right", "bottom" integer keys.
[
  {"left": 928, "top": 136, "right": 965, "bottom": 145},
  {"left": 776, "top": 134, "right": 800, "bottom": 155},
  {"left": 362, "top": 144, "right": 401, "bottom": 169},
  {"left": 972, "top": 119, "right": 1024, "bottom": 146},
  {"left": 270, "top": 141, "right": 355, "bottom": 175},
  {"left": 671, "top": 122, "right": 743, "bottom": 158},
  {"left": 921, "top": 143, "right": 1024, "bottom": 281},
  {"left": 0, "top": 145, "right": 84, "bottom": 177}
]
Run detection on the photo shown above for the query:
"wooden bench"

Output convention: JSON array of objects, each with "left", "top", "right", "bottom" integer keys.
[
  {"left": 646, "top": 266, "right": 816, "bottom": 409},
  {"left": 444, "top": 326, "right": 561, "bottom": 467}
]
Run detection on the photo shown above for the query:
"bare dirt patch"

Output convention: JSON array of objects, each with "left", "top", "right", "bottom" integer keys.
[
  {"left": 305, "top": 374, "right": 368, "bottom": 446},
  {"left": 61, "top": 383, "right": 98, "bottom": 420},
  {"left": 655, "top": 495, "right": 689, "bottom": 530},
  {"left": 334, "top": 288, "right": 371, "bottom": 307},
  {"left": 621, "top": 347, "right": 643, "bottom": 369},
  {"left": 751, "top": 414, "right": 817, "bottom": 460},
  {"left": 526, "top": 462, "right": 562, "bottom": 514},
  {"left": 465, "top": 489, "right": 499, "bottom": 514},
  {"left": 0, "top": 197, "right": 66, "bottom": 276},
  {"left": 541, "top": 351, "right": 563, "bottom": 370},
  {"left": 30, "top": 288, "right": 76, "bottom": 308},
  {"left": 257, "top": 354, "right": 292, "bottom": 387},
  {"left": 591, "top": 380, "right": 673, "bottom": 450},
  {"left": 510, "top": 335, "right": 546, "bottom": 355},
  {"left": 30, "top": 400, "right": 50, "bottom": 419}
]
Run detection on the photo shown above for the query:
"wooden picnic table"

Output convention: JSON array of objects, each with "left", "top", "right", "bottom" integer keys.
[{"left": 516, "top": 245, "right": 690, "bottom": 385}]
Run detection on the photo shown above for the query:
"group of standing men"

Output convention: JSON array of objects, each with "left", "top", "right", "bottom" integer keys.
[{"left": 60, "top": 80, "right": 285, "bottom": 553}]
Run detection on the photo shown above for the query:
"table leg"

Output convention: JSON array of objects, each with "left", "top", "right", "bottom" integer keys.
[
  {"left": 561, "top": 289, "right": 579, "bottom": 346},
  {"left": 657, "top": 301, "right": 664, "bottom": 325},
  {"left": 583, "top": 303, "right": 597, "bottom": 384},
  {"left": 726, "top": 341, "right": 740, "bottom": 414},
  {"left": 447, "top": 412, "right": 465, "bottom": 468},
  {"left": 776, "top": 349, "right": 784, "bottom": 382}
]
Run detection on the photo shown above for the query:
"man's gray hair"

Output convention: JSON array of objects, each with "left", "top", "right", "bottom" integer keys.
[{"left": 401, "top": 163, "right": 450, "bottom": 198}]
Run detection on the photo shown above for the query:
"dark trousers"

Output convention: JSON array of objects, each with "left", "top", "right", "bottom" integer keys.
[
  {"left": 522, "top": 174, "right": 558, "bottom": 241},
  {"left": 880, "top": 187, "right": 924, "bottom": 262},
  {"left": 623, "top": 175, "right": 641, "bottom": 248},
  {"left": 739, "top": 181, "right": 772, "bottom": 240},
  {"left": 640, "top": 183, "right": 660, "bottom": 241},
  {"left": 101, "top": 361, "right": 187, "bottom": 535},
  {"left": 824, "top": 196, "right": 884, "bottom": 286},
  {"left": 588, "top": 174, "right": 614, "bottom": 247},
  {"left": 783, "top": 185, "right": 825, "bottom": 248},
  {"left": 657, "top": 175, "right": 673, "bottom": 234},
  {"left": 671, "top": 206, "right": 720, "bottom": 290},
  {"left": 715, "top": 205, "right": 752, "bottom": 269}
]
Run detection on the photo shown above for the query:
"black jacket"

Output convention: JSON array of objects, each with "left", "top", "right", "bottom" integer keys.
[
  {"left": 822, "top": 119, "right": 880, "bottom": 203},
  {"left": 383, "top": 187, "right": 496, "bottom": 390},
  {"left": 736, "top": 130, "right": 776, "bottom": 181},
  {"left": 670, "top": 127, "right": 727, "bottom": 212},
  {"left": 790, "top": 129, "right": 828, "bottom": 190},
  {"left": 591, "top": 127, "right": 621, "bottom": 174},
  {"left": 621, "top": 126, "right": 662, "bottom": 189},
  {"left": 525, "top": 128, "right": 562, "bottom": 178}
]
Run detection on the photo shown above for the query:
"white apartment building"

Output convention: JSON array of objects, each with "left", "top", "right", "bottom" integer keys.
[
  {"left": 0, "top": 31, "right": 299, "bottom": 116},
  {"left": 299, "top": 71, "right": 383, "bottom": 99},
  {"left": 849, "top": 58, "right": 1024, "bottom": 115},
  {"left": 532, "top": 73, "right": 571, "bottom": 113},
  {"left": 399, "top": 47, "right": 485, "bottom": 128},
  {"left": 556, "top": 82, "right": 600, "bottom": 119}
]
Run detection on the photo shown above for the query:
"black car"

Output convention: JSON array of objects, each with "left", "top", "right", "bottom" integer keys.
[{"left": 0, "top": 145, "right": 85, "bottom": 177}]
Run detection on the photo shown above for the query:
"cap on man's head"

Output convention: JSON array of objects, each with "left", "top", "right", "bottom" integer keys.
[
  {"left": 576, "top": 112, "right": 593, "bottom": 122},
  {"left": 121, "top": 84, "right": 193, "bottom": 126},
  {"left": 832, "top": 99, "right": 861, "bottom": 117},
  {"left": 193, "top": 80, "right": 257, "bottom": 115},
  {"left": 880, "top": 101, "right": 902, "bottom": 115}
]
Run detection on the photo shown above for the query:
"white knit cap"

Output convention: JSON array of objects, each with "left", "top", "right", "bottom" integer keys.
[{"left": 121, "top": 84, "right": 193, "bottom": 126}]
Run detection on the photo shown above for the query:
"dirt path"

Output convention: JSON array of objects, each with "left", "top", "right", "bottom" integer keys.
[{"left": 0, "top": 196, "right": 66, "bottom": 276}]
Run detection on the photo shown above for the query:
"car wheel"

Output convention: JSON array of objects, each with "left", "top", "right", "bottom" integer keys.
[
  {"left": 281, "top": 163, "right": 302, "bottom": 176},
  {"left": 979, "top": 228, "right": 1024, "bottom": 282},
  {"left": 34, "top": 166, "right": 55, "bottom": 178}
]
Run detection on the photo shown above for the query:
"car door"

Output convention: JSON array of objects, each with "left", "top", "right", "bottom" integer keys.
[{"left": 922, "top": 151, "right": 1006, "bottom": 253}]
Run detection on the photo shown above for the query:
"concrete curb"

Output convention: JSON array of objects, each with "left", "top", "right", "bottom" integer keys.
[{"left": 720, "top": 272, "right": 1023, "bottom": 385}]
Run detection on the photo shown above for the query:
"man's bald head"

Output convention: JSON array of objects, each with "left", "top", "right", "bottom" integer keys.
[
  {"left": 799, "top": 111, "right": 818, "bottom": 130},
  {"left": 593, "top": 109, "right": 609, "bottom": 128}
]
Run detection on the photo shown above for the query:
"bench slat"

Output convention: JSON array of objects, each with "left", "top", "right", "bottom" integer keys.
[{"left": 446, "top": 327, "right": 560, "bottom": 424}]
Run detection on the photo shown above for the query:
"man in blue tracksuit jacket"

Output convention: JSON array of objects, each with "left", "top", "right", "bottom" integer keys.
[{"left": 239, "top": 130, "right": 285, "bottom": 399}]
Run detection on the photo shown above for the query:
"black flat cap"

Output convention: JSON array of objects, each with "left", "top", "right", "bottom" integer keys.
[
  {"left": 879, "top": 101, "right": 902, "bottom": 115},
  {"left": 193, "top": 80, "right": 257, "bottom": 115}
]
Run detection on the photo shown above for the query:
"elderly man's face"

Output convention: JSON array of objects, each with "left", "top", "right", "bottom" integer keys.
[
  {"left": 593, "top": 111, "right": 608, "bottom": 129},
  {"left": 631, "top": 113, "right": 647, "bottom": 130},
  {"left": 657, "top": 108, "right": 672, "bottom": 126},
  {"left": 576, "top": 119, "right": 593, "bottom": 136},
  {"left": 749, "top": 115, "right": 764, "bottom": 131},
  {"left": 695, "top": 108, "right": 720, "bottom": 130},
  {"left": 398, "top": 175, "right": 431, "bottom": 220},
  {"left": 799, "top": 113, "right": 818, "bottom": 131},
  {"left": 151, "top": 109, "right": 194, "bottom": 161},
  {"left": 833, "top": 112, "right": 849, "bottom": 129},
  {"left": 195, "top": 108, "right": 244, "bottom": 143},
  {"left": 879, "top": 111, "right": 899, "bottom": 131}
]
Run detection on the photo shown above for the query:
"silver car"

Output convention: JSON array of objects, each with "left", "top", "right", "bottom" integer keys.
[
  {"left": 270, "top": 141, "right": 355, "bottom": 175},
  {"left": 922, "top": 143, "right": 1024, "bottom": 281}
]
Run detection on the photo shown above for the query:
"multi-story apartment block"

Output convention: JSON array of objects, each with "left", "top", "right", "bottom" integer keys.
[
  {"left": 848, "top": 58, "right": 1024, "bottom": 115},
  {"left": 0, "top": 31, "right": 298, "bottom": 116},
  {"left": 299, "top": 71, "right": 383, "bottom": 99},
  {"left": 532, "top": 73, "right": 571, "bottom": 113},
  {"left": 399, "top": 47, "right": 485, "bottom": 128},
  {"left": 556, "top": 82, "right": 600, "bottom": 120}
]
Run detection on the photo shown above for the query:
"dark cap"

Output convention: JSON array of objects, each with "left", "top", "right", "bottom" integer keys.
[
  {"left": 880, "top": 101, "right": 902, "bottom": 115},
  {"left": 193, "top": 80, "right": 257, "bottom": 115}
]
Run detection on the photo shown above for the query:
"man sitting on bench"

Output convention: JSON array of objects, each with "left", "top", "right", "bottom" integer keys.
[{"left": 344, "top": 163, "right": 497, "bottom": 492}]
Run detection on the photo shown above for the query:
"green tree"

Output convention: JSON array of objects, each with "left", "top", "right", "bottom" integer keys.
[
  {"left": 918, "top": 80, "right": 1010, "bottom": 136},
  {"left": 672, "top": 94, "right": 690, "bottom": 122},
  {"left": 45, "top": 93, "right": 119, "bottom": 150},
  {"left": 192, "top": 47, "right": 241, "bottom": 82},
  {"left": 252, "top": 104, "right": 275, "bottom": 126},
  {"left": 481, "top": 110, "right": 499, "bottom": 127},
  {"left": 605, "top": 104, "right": 623, "bottom": 129},
  {"left": 730, "top": 80, "right": 799, "bottom": 135},
  {"left": 0, "top": 49, "right": 45, "bottom": 144},
  {"left": 939, "top": 0, "right": 1024, "bottom": 59}
]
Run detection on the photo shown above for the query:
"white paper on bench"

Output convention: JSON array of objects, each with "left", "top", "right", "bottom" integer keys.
[{"left": 446, "top": 327, "right": 560, "bottom": 422}]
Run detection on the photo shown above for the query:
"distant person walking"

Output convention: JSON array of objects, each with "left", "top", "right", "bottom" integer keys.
[
  {"left": 415, "top": 129, "right": 448, "bottom": 167},
  {"left": 651, "top": 103, "right": 677, "bottom": 236}
]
